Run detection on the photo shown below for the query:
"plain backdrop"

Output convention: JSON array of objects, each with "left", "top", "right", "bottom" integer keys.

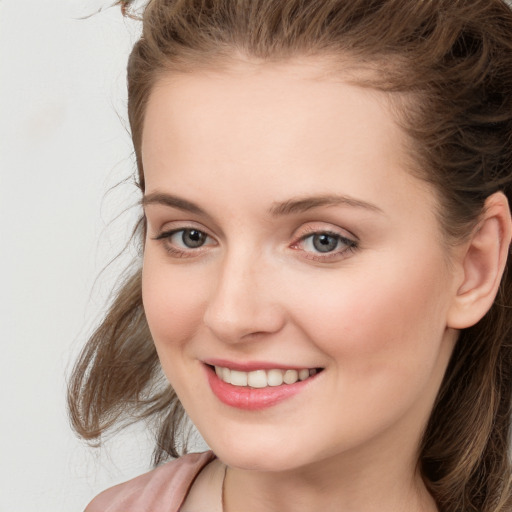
[{"left": 0, "top": 1, "right": 210, "bottom": 510}]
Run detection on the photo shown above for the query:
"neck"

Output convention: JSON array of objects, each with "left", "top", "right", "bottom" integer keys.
[
  {"left": 224, "top": 461, "right": 436, "bottom": 512},
  {"left": 222, "top": 430, "right": 438, "bottom": 512}
]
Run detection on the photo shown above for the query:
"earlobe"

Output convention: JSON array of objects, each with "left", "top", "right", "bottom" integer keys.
[{"left": 447, "top": 192, "right": 512, "bottom": 330}]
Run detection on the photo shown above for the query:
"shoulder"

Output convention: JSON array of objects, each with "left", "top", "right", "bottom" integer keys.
[{"left": 84, "top": 451, "right": 215, "bottom": 512}]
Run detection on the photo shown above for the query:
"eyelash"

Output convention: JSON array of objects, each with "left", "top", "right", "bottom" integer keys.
[
  {"left": 153, "top": 227, "right": 359, "bottom": 261},
  {"left": 291, "top": 231, "right": 358, "bottom": 262},
  {"left": 154, "top": 228, "right": 215, "bottom": 258}
]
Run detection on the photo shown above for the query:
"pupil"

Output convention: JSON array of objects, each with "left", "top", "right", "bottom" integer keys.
[
  {"left": 313, "top": 234, "right": 338, "bottom": 253},
  {"left": 183, "top": 229, "right": 205, "bottom": 248}
]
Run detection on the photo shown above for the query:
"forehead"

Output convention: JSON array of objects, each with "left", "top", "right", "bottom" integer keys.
[
  {"left": 141, "top": 59, "right": 436, "bottom": 223},
  {"left": 144, "top": 61, "right": 402, "bottom": 162}
]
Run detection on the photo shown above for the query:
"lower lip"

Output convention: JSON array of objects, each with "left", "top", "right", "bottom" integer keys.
[{"left": 205, "top": 365, "right": 316, "bottom": 410}]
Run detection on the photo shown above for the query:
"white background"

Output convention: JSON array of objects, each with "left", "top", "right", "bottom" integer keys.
[{"left": 0, "top": 1, "right": 199, "bottom": 510}]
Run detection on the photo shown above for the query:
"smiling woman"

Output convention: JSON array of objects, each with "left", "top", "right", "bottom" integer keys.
[
  {"left": 68, "top": 1, "right": 512, "bottom": 511},
  {"left": 141, "top": 69, "right": 457, "bottom": 473}
]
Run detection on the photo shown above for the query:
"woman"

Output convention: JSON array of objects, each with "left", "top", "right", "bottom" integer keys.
[{"left": 69, "top": 0, "right": 512, "bottom": 510}]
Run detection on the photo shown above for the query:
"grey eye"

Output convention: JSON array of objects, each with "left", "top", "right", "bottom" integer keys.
[
  {"left": 181, "top": 229, "right": 207, "bottom": 248},
  {"left": 311, "top": 233, "right": 340, "bottom": 253}
]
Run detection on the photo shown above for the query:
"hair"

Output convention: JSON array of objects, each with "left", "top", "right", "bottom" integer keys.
[{"left": 68, "top": 1, "right": 512, "bottom": 510}]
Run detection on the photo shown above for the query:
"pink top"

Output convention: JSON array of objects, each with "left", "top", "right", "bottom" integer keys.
[{"left": 85, "top": 451, "right": 215, "bottom": 512}]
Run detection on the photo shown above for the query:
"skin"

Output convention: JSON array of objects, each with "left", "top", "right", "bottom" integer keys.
[{"left": 140, "top": 60, "right": 465, "bottom": 512}]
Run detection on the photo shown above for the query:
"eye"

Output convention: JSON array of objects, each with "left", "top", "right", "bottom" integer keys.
[
  {"left": 305, "top": 233, "right": 342, "bottom": 253},
  {"left": 154, "top": 227, "right": 215, "bottom": 256},
  {"left": 292, "top": 230, "right": 358, "bottom": 260},
  {"left": 175, "top": 229, "right": 207, "bottom": 249}
]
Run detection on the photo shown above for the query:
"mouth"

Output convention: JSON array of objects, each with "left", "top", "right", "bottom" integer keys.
[
  {"left": 204, "top": 363, "right": 324, "bottom": 410},
  {"left": 210, "top": 365, "right": 321, "bottom": 388}
]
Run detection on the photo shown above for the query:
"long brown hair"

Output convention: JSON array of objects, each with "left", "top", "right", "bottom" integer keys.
[{"left": 68, "top": 1, "right": 512, "bottom": 510}]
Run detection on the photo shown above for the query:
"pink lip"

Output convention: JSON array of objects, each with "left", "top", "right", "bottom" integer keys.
[
  {"left": 203, "top": 364, "right": 318, "bottom": 411},
  {"left": 204, "top": 358, "right": 311, "bottom": 372}
]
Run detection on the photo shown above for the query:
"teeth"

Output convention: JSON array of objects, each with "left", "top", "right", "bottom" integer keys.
[
  {"left": 213, "top": 366, "right": 318, "bottom": 388},
  {"left": 247, "top": 370, "right": 267, "bottom": 388},
  {"left": 267, "top": 369, "right": 284, "bottom": 387},
  {"left": 230, "top": 370, "right": 248, "bottom": 386},
  {"left": 222, "top": 367, "right": 231, "bottom": 384},
  {"left": 283, "top": 369, "right": 298, "bottom": 384},
  {"left": 299, "top": 369, "right": 309, "bottom": 381}
]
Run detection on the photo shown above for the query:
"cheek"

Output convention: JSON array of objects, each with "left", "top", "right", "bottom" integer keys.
[
  {"left": 289, "top": 252, "right": 453, "bottom": 379},
  {"left": 141, "top": 254, "right": 213, "bottom": 396},
  {"left": 284, "top": 254, "right": 455, "bottom": 438},
  {"left": 141, "top": 253, "right": 207, "bottom": 351}
]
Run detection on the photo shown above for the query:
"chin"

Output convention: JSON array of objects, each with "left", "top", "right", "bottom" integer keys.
[
  {"left": 201, "top": 430, "right": 318, "bottom": 473},
  {"left": 214, "top": 448, "right": 298, "bottom": 472}
]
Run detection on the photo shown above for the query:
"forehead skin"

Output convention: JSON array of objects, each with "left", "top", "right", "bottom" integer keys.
[{"left": 141, "top": 59, "right": 437, "bottom": 236}]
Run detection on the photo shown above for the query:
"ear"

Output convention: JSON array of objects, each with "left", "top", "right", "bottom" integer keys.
[{"left": 447, "top": 192, "right": 512, "bottom": 329}]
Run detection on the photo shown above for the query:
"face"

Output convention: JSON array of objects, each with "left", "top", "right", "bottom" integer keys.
[{"left": 141, "top": 60, "right": 460, "bottom": 474}]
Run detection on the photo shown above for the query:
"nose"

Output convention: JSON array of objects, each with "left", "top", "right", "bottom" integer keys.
[{"left": 203, "top": 250, "right": 286, "bottom": 343}]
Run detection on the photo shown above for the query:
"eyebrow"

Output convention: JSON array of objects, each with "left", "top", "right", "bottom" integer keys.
[
  {"left": 268, "top": 195, "right": 383, "bottom": 216},
  {"left": 142, "top": 192, "right": 383, "bottom": 217},
  {"left": 142, "top": 193, "right": 207, "bottom": 215}
]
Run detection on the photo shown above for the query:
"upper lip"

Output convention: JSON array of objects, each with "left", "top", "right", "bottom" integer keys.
[{"left": 204, "top": 358, "right": 320, "bottom": 372}]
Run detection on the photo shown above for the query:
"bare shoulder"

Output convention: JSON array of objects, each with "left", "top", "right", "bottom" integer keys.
[{"left": 84, "top": 451, "right": 215, "bottom": 512}]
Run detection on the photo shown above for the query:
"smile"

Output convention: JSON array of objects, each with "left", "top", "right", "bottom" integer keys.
[
  {"left": 214, "top": 366, "right": 318, "bottom": 388},
  {"left": 205, "top": 364, "right": 323, "bottom": 410}
]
